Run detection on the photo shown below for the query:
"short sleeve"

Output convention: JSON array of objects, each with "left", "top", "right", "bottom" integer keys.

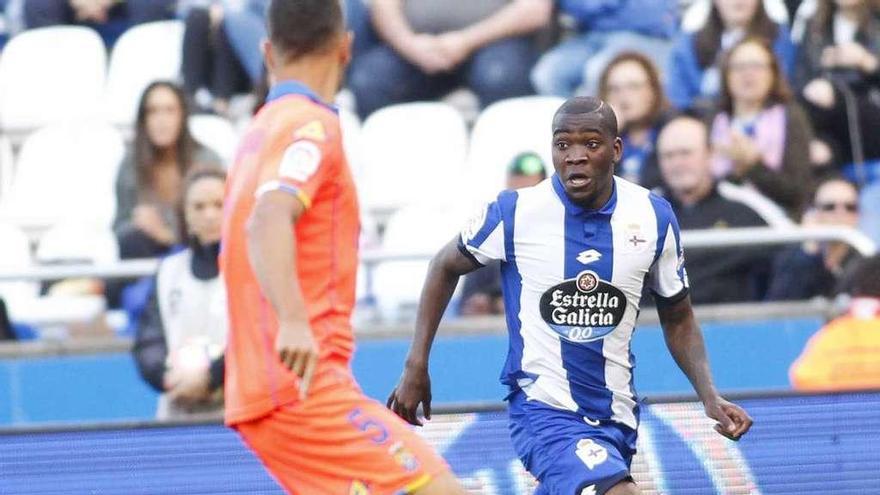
[
  {"left": 648, "top": 205, "right": 689, "bottom": 304},
  {"left": 458, "top": 200, "right": 506, "bottom": 266},
  {"left": 255, "top": 119, "right": 336, "bottom": 209}
]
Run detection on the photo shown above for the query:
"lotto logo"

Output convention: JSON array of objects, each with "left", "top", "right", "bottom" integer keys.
[
  {"left": 349, "top": 480, "right": 370, "bottom": 494},
  {"left": 580, "top": 485, "right": 597, "bottom": 495}
]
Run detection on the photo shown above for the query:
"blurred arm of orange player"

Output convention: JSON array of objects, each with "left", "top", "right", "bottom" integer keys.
[{"left": 246, "top": 189, "right": 317, "bottom": 398}]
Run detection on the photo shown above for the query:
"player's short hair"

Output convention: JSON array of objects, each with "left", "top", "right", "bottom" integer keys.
[
  {"left": 553, "top": 96, "right": 619, "bottom": 137},
  {"left": 267, "top": 0, "right": 344, "bottom": 60},
  {"left": 851, "top": 256, "right": 880, "bottom": 298}
]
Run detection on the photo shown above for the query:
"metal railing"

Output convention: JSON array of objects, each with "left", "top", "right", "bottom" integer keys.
[{"left": 0, "top": 226, "right": 875, "bottom": 283}]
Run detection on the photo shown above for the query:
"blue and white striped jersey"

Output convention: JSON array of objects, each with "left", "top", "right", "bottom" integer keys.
[{"left": 459, "top": 175, "right": 689, "bottom": 430}]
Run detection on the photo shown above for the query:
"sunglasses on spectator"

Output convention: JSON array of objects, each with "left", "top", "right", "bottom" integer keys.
[{"left": 815, "top": 202, "right": 858, "bottom": 213}]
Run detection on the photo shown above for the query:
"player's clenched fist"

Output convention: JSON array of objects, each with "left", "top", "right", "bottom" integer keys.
[
  {"left": 387, "top": 364, "right": 432, "bottom": 427},
  {"left": 704, "top": 397, "right": 753, "bottom": 441},
  {"left": 276, "top": 321, "right": 319, "bottom": 400}
]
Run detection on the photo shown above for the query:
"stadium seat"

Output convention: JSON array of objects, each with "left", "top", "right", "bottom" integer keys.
[
  {"left": 466, "top": 96, "right": 563, "bottom": 202},
  {"left": 0, "top": 136, "right": 12, "bottom": 199},
  {"left": 682, "top": 0, "right": 789, "bottom": 33},
  {"left": 371, "top": 202, "right": 474, "bottom": 320},
  {"left": 189, "top": 114, "right": 240, "bottom": 168},
  {"left": 339, "top": 107, "right": 364, "bottom": 182},
  {"left": 103, "top": 21, "right": 185, "bottom": 127},
  {"left": 791, "top": 0, "right": 817, "bottom": 43},
  {"left": 358, "top": 102, "right": 468, "bottom": 214},
  {"left": 717, "top": 181, "right": 795, "bottom": 228},
  {"left": 0, "top": 122, "right": 125, "bottom": 232},
  {"left": 0, "top": 222, "right": 38, "bottom": 304},
  {"left": 0, "top": 26, "right": 106, "bottom": 133},
  {"left": 36, "top": 223, "right": 119, "bottom": 265}
]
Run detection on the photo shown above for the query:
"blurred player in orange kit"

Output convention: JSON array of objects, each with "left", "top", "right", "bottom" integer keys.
[{"left": 220, "top": 1, "right": 466, "bottom": 493}]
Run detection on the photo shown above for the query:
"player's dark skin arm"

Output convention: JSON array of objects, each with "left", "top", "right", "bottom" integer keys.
[
  {"left": 658, "top": 295, "right": 754, "bottom": 441},
  {"left": 387, "top": 237, "right": 479, "bottom": 426}
]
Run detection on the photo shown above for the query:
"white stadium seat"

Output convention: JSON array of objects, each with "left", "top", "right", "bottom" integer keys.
[
  {"left": 0, "top": 136, "right": 12, "bottom": 199},
  {"left": 0, "top": 26, "right": 106, "bottom": 132},
  {"left": 466, "top": 96, "right": 563, "bottom": 202},
  {"left": 0, "top": 222, "right": 38, "bottom": 304},
  {"left": 682, "top": 0, "right": 790, "bottom": 33},
  {"left": 189, "top": 114, "right": 240, "bottom": 168},
  {"left": 358, "top": 102, "right": 468, "bottom": 213},
  {"left": 36, "top": 223, "right": 119, "bottom": 264},
  {"left": 0, "top": 122, "right": 125, "bottom": 231},
  {"left": 371, "top": 202, "right": 474, "bottom": 320},
  {"left": 339, "top": 107, "right": 364, "bottom": 182},
  {"left": 104, "top": 20, "right": 185, "bottom": 126}
]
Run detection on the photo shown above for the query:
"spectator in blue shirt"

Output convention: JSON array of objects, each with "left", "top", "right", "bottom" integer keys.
[
  {"left": 531, "top": 0, "right": 678, "bottom": 97},
  {"left": 666, "top": 0, "right": 796, "bottom": 113},
  {"left": 23, "top": 0, "right": 175, "bottom": 46}
]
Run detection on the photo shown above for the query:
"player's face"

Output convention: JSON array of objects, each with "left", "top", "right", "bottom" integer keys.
[
  {"left": 145, "top": 86, "right": 184, "bottom": 150},
  {"left": 185, "top": 176, "right": 225, "bottom": 245},
  {"left": 552, "top": 113, "right": 622, "bottom": 209}
]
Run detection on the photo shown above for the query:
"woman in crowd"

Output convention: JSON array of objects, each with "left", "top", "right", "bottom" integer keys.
[
  {"left": 133, "top": 166, "right": 227, "bottom": 420},
  {"left": 710, "top": 37, "right": 813, "bottom": 218},
  {"left": 598, "top": 51, "right": 670, "bottom": 190},
  {"left": 795, "top": 0, "right": 880, "bottom": 167},
  {"left": 767, "top": 175, "right": 863, "bottom": 300},
  {"left": 113, "top": 81, "right": 222, "bottom": 260},
  {"left": 666, "top": 0, "right": 796, "bottom": 113}
]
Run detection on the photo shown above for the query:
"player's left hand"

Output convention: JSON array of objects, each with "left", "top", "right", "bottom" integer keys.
[{"left": 704, "top": 397, "right": 753, "bottom": 441}]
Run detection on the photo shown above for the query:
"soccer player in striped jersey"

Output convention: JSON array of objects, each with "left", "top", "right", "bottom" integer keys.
[{"left": 388, "top": 97, "right": 753, "bottom": 495}]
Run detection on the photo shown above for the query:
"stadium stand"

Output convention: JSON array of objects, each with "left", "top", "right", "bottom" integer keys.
[
  {"left": 0, "top": 122, "right": 124, "bottom": 232},
  {"left": 358, "top": 102, "right": 469, "bottom": 214},
  {"left": 0, "top": 26, "right": 106, "bottom": 134},
  {"left": 103, "top": 20, "right": 185, "bottom": 127},
  {"left": 187, "top": 113, "right": 238, "bottom": 167}
]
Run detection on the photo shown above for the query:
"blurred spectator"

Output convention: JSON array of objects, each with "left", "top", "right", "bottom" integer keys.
[
  {"left": 133, "top": 166, "right": 227, "bottom": 420},
  {"left": 599, "top": 51, "right": 671, "bottom": 189},
  {"left": 0, "top": 297, "right": 14, "bottom": 341},
  {"left": 711, "top": 37, "right": 813, "bottom": 218},
  {"left": 0, "top": 0, "right": 8, "bottom": 49},
  {"left": 666, "top": 0, "right": 796, "bottom": 113},
  {"left": 459, "top": 152, "right": 546, "bottom": 316},
  {"left": 657, "top": 114, "right": 772, "bottom": 304},
  {"left": 789, "top": 255, "right": 880, "bottom": 391},
  {"left": 24, "top": 0, "right": 175, "bottom": 46},
  {"left": 531, "top": 0, "right": 677, "bottom": 97},
  {"left": 795, "top": 0, "right": 880, "bottom": 166},
  {"left": 348, "top": 0, "right": 552, "bottom": 119},
  {"left": 219, "top": 0, "right": 267, "bottom": 90},
  {"left": 767, "top": 176, "right": 863, "bottom": 300},
  {"left": 180, "top": 2, "right": 252, "bottom": 116},
  {"left": 114, "top": 81, "right": 223, "bottom": 261}
]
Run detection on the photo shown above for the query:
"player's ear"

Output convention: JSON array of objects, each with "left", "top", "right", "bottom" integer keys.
[
  {"left": 613, "top": 136, "right": 623, "bottom": 163},
  {"left": 338, "top": 31, "right": 354, "bottom": 67},
  {"left": 262, "top": 39, "right": 276, "bottom": 74}
]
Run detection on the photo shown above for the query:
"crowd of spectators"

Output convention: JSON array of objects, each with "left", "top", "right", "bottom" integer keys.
[{"left": 0, "top": 0, "right": 878, "bottom": 315}]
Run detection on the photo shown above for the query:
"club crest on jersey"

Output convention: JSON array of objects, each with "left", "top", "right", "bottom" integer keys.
[{"left": 539, "top": 270, "right": 628, "bottom": 343}]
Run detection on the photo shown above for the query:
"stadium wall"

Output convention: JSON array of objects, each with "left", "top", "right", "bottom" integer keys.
[
  {"left": 0, "top": 317, "right": 821, "bottom": 425},
  {"left": 1, "top": 391, "right": 877, "bottom": 494}
]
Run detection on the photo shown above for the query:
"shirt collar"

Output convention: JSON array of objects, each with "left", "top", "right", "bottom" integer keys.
[
  {"left": 265, "top": 80, "right": 339, "bottom": 114},
  {"left": 551, "top": 174, "right": 618, "bottom": 217}
]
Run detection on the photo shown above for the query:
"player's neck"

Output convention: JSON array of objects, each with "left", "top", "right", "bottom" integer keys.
[{"left": 271, "top": 58, "right": 341, "bottom": 104}]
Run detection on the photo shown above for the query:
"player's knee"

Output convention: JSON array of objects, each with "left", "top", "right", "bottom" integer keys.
[
  {"left": 603, "top": 479, "right": 640, "bottom": 495},
  {"left": 411, "top": 471, "right": 468, "bottom": 495}
]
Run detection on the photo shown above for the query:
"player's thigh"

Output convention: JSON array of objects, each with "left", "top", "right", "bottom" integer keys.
[
  {"left": 606, "top": 479, "right": 641, "bottom": 495},
  {"left": 236, "top": 390, "right": 450, "bottom": 494},
  {"left": 410, "top": 471, "right": 468, "bottom": 495}
]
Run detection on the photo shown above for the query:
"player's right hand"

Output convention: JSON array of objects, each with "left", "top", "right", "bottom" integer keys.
[
  {"left": 276, "top": 320, "right": 319, "bottom": 400},
  {"left": 387, "top": 365, "right": 432, "bottom": 427}
]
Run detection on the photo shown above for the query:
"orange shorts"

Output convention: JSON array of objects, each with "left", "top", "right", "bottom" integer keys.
[{"left": 234, "top": 369, "right": 449, "bottom": 495}]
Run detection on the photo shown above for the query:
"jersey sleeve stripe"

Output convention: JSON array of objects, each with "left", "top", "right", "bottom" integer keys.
[{"left": 255, "top": 180, "right": 313, "bottom": 209}]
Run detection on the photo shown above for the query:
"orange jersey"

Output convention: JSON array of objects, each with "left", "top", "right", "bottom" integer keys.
[{"left": 221, "top": 81, "right": 360, "bottom": 425}]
